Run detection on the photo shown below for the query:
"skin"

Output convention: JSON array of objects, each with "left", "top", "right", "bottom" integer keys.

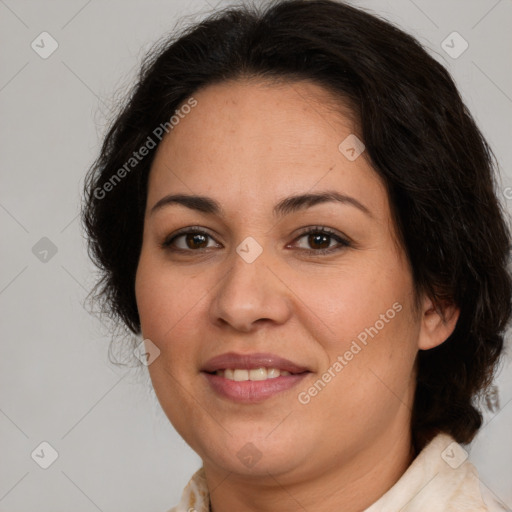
[{"left": 134, "top": 78, "right": 459, "bottom": 512}]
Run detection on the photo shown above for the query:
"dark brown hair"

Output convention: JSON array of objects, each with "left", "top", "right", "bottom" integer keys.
[{"left": 81, "top": 0, "right": 512, "bottom": 449}]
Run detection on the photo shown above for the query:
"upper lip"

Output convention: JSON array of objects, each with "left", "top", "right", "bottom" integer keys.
[{"left": 201, "top": 352, "right": 310, "bottom": 374}]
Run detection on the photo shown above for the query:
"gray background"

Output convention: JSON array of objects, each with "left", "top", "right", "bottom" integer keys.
[{"left": 1, "top": 0, "right": 511, "bottom": 510}]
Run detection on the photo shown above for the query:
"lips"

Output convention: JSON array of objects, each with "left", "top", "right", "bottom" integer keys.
[
  {"left": 201, "top": 352, "right": 310, "bottom": 374},
  {"left": 201, "top": 352, "right": 312, "bottom": 403}
]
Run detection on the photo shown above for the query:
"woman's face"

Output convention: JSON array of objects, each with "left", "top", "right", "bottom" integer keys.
[{"left": 135, "top": 79, "right": 448, "bottom": 482}]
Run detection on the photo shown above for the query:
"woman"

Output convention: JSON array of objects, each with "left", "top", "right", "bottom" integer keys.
[{"left": 81, "top": 0, "right": 511, "bottom": 510}]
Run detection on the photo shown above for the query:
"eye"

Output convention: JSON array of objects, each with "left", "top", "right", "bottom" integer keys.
[
  {"left": 290, "top": 226, "right": 351, "bottom": 255},
  {"left": 161, "top": 227, "right": 220, "bottom": 252},
  {"left": 161, "top": 225, "right": 351, "bottom": 255}
]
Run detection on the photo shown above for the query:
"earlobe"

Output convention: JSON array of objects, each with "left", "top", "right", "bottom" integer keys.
[{"left": 417, "top": 296, "right": 460, "bottom": 351}]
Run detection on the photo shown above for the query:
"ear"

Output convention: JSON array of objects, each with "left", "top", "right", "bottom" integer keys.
[{"left": 417, "top": 295, "right": 460, "bottom": 350}]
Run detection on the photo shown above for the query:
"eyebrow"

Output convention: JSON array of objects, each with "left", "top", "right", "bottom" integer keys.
[{"left": 149, "top": 191, "right": 372, "bottom": 218}]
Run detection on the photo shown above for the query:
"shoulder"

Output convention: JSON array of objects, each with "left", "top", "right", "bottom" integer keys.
[
  {"left": 365, "top": 433, "right": 509, "bottom": 512},
  {"left": 479, "top": 482, "right": 510, "bottom": 512}
]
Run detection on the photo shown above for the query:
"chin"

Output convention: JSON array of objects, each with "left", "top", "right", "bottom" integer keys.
[{"left": 197, "top": 430, "right": 309, "bottom": 477}]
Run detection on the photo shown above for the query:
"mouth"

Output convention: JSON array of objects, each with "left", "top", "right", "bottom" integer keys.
[
  {"left": 201, "top": 352, "right": 311, "bottom": 403},
  {"left": 206, "top": 367, "right": 303, "bottom": 381},
  {"left": 201, "top": 351, "right": 310, "bottom": 374}
]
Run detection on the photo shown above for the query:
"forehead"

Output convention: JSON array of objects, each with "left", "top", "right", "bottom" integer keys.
[{"left": 147, "top": 79, "right": 385, "bottom": 215}]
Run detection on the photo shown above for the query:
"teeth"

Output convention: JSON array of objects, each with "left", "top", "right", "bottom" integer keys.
[
  {"left": 233, "top": 369, "right": 249, "bottom": 381},
  {"left": 249, "top": 368, "right": 267, "bottom": 381},
  {"left": 267, "top": 368, "right": 281, "bottom": 378},
  {"left": 215, "top": 368, "right": 293, "bottom": 381}
]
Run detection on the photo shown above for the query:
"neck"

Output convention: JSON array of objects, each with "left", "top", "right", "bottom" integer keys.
[{"left": 203, "top": 425, "right": 415, "bottom": 512}]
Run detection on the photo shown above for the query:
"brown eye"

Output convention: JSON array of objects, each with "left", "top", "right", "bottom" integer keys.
[
  {"left": 162, "top": 228, "right": 220, "bottom": 252},
  {"left": 307, "top": 233, "right": 332, "bottom": 250},
  {"left": 184, "top": 233, "right": 209, "bottom": 249},
  {"left": 292, "top": 227, "right": 351, "bottom": 255},
  {"left": 162, "top": 226, "right": 350, "bottom": 255}
]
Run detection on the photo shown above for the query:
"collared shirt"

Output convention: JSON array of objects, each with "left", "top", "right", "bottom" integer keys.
[{"left": 167, "top": 433, "right": 508, "bottom": 512}]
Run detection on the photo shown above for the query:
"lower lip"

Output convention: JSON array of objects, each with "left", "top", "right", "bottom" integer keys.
[{"left": 202, "top": 372, "right": 309, "bottom": 403}]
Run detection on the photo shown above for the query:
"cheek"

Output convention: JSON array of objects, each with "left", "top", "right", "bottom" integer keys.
[
  {"left": 135, "top": 250, "right": 217, "bottom": 370},
  {"left": 289, "top": 257, "right": 413, "bottom": 351},
  {"left": 136, "top": 260, "right": 172, "bottom": 339},
  {"left": 296, "top": 251, "right": 419, "bottom": 398},
  {"left": 135, "top": 252, "right": 185, "bottom": 349},
  {"left": 134, "top": 254, "right": 207, "bottom": 436},
  {"left": 306, "top": 305, "right": 418, "bottom": 436},
  {"left": 136, "top": 247, "right": 189, "bottom": 324}
]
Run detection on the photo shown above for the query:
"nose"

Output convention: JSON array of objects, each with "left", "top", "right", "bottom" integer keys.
[{"left": 209, "top": 246, "right": 292, "bottom": 333}]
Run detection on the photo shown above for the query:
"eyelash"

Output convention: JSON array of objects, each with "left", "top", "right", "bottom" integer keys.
[{"left": 160, "top": 225, "right": 351, "bottom": 256}]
